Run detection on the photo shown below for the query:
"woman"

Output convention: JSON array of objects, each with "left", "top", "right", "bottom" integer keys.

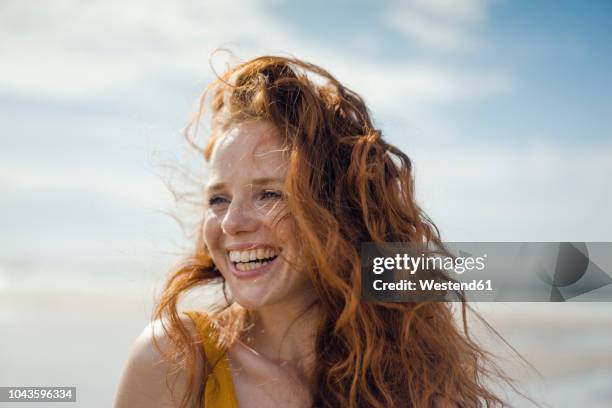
[{"left": 115, "top": 56, "right": 508, "bottom": 407}]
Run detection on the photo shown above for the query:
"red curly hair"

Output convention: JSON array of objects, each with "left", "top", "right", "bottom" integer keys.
[{"left": 153, "top": 55, "right": 513, "bottom": 407}]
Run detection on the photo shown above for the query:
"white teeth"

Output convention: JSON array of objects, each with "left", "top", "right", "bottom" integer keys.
[{"left": 228, "top": 247, "right": 280, "bottom": 264}]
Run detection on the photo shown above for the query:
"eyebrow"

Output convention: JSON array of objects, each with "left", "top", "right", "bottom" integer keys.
[{"left": 206, "top": 177, "right": 285, "bottom": 193}]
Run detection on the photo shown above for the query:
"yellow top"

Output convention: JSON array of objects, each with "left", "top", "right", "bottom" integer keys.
[{"left": 184, "top": 310, "right": 239, "bottom": 408}]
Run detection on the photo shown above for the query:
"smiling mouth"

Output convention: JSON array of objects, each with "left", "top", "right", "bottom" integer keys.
[
  {"left": 227, "top": 247, "right": 282, "bottom": 272},
  {"left": 233, "top": 254, "right": 279, "bottom": 271}
]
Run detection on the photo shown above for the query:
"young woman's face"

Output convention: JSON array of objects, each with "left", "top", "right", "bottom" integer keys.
[{"left": 203, "top": 121, "right": 312, "bottom": 310}]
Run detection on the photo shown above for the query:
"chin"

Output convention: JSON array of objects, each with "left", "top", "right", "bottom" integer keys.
[
  {"left": 231, "top": 289, "right": 279, "bottom": 310},
  {"left": 222, "top": 276, "right": 273, "bottom": 307}
]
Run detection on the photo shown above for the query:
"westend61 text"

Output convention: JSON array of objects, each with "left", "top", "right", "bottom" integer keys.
[{"left": 373, "top": 279, "right": 493, "bottom": 292}]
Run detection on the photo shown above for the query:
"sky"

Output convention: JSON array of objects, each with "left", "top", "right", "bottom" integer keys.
[{"left": 1, "top": 0, "right": 611, "bottom": 292}]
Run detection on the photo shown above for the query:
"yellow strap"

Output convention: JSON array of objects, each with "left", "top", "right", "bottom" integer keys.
[{"left": 184, "top": 310, "right": 239, "bottom": 408}]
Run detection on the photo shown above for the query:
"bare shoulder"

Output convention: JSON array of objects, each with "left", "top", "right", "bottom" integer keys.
[{"left": 114, "top": 314, "right": 204, "bottom": 408}]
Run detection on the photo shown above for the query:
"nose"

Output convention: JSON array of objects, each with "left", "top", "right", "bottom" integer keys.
[{"left": 221, "top": 197, "right": 260, "bottom": 236}]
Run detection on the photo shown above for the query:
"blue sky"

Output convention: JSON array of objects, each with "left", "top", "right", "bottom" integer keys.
[{"left": 1, "top": 0, "right": 611, "bottom": 292}]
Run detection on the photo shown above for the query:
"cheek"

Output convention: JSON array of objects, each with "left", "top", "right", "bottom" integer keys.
[
  {"left": 274, "top": 219, "right": 308, "bottom": 283},
  {"left": 277, "top": 219, "right": 300, "bottom": 262},
  {"left": 265, "top": 208, "right": 295, "bottom": 239},
  {"left": 203, "top": 212, "right": 222, "bottom": 251}
]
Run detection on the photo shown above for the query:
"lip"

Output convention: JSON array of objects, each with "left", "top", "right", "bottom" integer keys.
[{"left": 228, "top": 255, "right": 279, "bottom": 280}]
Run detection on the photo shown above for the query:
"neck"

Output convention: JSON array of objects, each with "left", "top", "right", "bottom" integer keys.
[{"left": 243, "top": 292, "right": 320, "bottom": 366}]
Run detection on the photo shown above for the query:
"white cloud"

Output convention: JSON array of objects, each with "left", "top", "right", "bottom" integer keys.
[
  {"left": 410, "top": 0, "right": 488, "bottom": 23},
  {"left": 0, "top": 0, "right": 508, "bottom": 113},
  {"left": 412, "top": 141, "right": 612, "bottom": 241},
  {"left": 0, "top": 0, "right": 297, "bottom": 98},
  {"left": 384, "top": 0, "right": 489, "bottom": 51},
  {"left": 0, "top": 159, "right": 172, "bottom": 208},
  {"left": 327, "top": 59, "right": 511, "bottom": 115}
]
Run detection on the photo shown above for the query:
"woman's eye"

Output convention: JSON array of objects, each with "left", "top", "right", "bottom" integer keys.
[
  {"left": 208, "top": 195, "right": 229, "bottom": 206},
  {"left": 260, "top": 190, "right": 283, "bottom": 200}
]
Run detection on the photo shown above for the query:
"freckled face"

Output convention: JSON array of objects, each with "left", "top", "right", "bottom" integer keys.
[{"left": 203, "top": 121, "right": 311, "bottom": 310}]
